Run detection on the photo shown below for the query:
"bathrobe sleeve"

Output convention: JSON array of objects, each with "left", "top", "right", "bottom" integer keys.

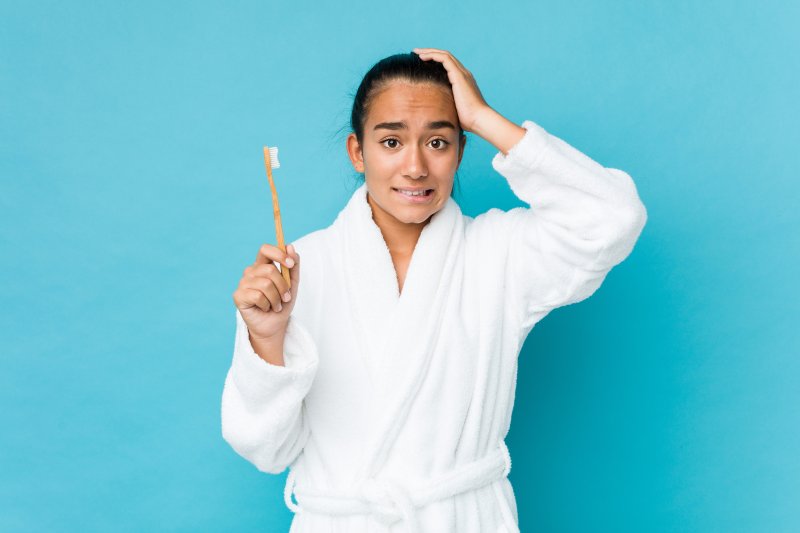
[
  {"left": 488, "top": 119, "right": 648, "bottom": 332},
  {"left": 220, "top": 308, "right": 319, "bottom": 474}
]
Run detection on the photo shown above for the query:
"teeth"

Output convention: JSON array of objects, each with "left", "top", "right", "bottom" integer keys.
[{"left": 397, "top": 189, "right": 428, "bottom": 196}]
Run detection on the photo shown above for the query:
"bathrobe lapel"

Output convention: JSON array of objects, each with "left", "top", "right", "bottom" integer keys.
[
  {"left": 336, "top": 183, "right": 464, "bottom": 480},
  {"left": 337, "top": 184, "right": 402, "bottom": 390}
]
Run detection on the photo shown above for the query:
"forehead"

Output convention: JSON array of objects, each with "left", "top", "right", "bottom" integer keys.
[{"left": 366, "top": 81, "right": 457, "bottom": 125}]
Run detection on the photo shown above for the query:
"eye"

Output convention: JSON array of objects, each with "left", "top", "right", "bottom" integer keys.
[
  {"left": 380, "top": 138, "right": 400, "bottom": 149},
  {"left": 429, "top": 138, "right": 450, "bottom": 150}
]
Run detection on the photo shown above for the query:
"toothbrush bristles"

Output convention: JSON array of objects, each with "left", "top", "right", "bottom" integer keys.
[{"left": 268, "top": 146, "right": 280, "bottom": 169}]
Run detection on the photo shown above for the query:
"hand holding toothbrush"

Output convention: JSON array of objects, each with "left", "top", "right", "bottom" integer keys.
[
  {"left": 233, "top": 242, "right": 300, "bottom": 346},
  {"left": 231, "top": 145, "right": 298, "bottom": 364}
]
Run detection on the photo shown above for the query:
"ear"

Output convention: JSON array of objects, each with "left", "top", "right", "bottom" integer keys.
[{"left": 346, "top": 133, "right": 365, "bottom": 173}]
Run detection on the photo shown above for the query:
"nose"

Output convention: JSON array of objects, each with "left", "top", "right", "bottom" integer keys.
[{"left": 402, "top": 143, "right": 428, "bottom": 179}]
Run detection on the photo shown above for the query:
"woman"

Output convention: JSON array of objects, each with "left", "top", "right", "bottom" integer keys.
[{"left": 222, "top": 48, "right": 647, "bottom": 533}]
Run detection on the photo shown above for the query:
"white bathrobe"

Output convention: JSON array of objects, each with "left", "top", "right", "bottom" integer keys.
[{"left": 221, "top": 119, "right": 648, "bottom": 533}]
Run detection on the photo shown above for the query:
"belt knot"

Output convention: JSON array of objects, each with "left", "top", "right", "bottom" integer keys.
[
  {"left": 359, "top": 477, "right": 421, "bottom": 532},
  {"left": 284, "top": 440, "right": 512, "bottom": 533}
]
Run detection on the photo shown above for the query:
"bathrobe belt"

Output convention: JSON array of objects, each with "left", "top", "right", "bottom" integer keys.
[{"left": 283, "top": 441, "right": 512, "bottom": 533}]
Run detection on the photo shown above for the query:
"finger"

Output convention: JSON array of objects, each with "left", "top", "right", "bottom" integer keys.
[
  {"left": 414, "top": 48, "right": 452, "bottom": 59},
  {"left": 247, "top": 274, "right": 285, "bottom": 312},
  {"left": 415, "top": 49, "right": 448, "bottom": 61},
  {"left": 249, "top": 262, "right": 291, "bottom": 299},
  {"left": 415, "top": 48, "right": 466, "bottom": 70},
  {"left": 413, "top": 50, "right": 468, "bottom": 77},
  {"left": 414, "top": 48, "right": 469, "bottom": 73},
  {"left": 414, "top": 47, "right": 447, "bottom": 53},
  {"left": 237, "top": 287, "right": 272, "bottom": 313},
  {"left": 248, "top": 263, "right": 290, "bottom": 294},
  {"left": 254, "top": 243, "right": 295, "bottom": 271}
]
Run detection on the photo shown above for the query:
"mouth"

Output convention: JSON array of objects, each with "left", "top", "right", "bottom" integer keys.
[
  {"left": 392, "top": 187, "right": 433, "bottom": 196},
  {"left": 392, "top": 187, "right": 434, "bottom": 203}
]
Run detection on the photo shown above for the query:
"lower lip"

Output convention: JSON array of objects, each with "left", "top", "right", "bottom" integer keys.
[{"left": 393, "top": 188, "right": 434, "bottom": 203}]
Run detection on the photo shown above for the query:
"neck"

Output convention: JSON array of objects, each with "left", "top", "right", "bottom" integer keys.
[{"left": 367, "top": 191, "right": 429, "bottom": 257}]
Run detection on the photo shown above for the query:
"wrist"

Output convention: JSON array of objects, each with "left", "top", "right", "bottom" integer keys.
[
  {"left": 469, "top": 107, "right": 526, "bottom": 156},
  {"left": 249, "top": 332, "right": 286, "bottom": 366},
  {"left": 468, "top": 105, "right": 498, "bottom": 136}
]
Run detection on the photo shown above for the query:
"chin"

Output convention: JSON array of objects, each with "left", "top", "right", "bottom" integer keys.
[
  {"left": 394, "top": 205, "right": 439, "bottom": 224},
  {"left": 401, "top": 213, "right": 433, "bottom": 225}
]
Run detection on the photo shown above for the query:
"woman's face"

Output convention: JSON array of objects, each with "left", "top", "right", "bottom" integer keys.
[{"left": 347, "top": 80, "right": 466, "bottom": 227}]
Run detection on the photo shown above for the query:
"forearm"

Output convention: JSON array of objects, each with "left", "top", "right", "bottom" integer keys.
[{"left": 470, "top": 106, "right": 527, "bottom": 156}]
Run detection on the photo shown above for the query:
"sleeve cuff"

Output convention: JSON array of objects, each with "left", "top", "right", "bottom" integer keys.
[
  {"left": 230, "top": 308, "right": 319, "bottom": 401},
  {"left": 491, "top": 119, "right": 552, "bottom": 174}
]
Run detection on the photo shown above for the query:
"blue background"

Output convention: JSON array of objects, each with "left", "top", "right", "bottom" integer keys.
[{"left": 2, "top": 1, "right": 798, "bottom": 531}]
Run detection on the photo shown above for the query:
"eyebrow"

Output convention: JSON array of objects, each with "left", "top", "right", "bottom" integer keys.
[{"left": 373, "top": 120, "right": 457, "bottom": 131}]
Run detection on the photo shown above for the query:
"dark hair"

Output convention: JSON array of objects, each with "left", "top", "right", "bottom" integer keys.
[{"left": 348, "top": 51, "right": 465, "bottom": 199}]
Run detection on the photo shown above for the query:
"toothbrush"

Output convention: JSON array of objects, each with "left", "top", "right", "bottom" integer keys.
[{"left": 262, "top": 145, "right": 291, "bottom": 290}]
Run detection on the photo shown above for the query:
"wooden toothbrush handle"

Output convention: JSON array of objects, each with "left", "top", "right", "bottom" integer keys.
[{"left": 263, "top": 147, "right": 292, "bottom": 289}]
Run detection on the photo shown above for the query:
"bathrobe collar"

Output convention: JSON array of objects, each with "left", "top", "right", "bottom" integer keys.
[{"left": 334, "top": 182, "right": 464, "bottom": 479}]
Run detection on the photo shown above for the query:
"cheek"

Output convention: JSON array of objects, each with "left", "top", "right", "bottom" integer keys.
[
  {"left": 434, "top": 149, "right": 459, "bottom": 169},
  {"left": 435, "top": 155, "right": 459, "bottom": 178},
  {"left": 363, "top": 150, "right": 394, "bottom": 175}
]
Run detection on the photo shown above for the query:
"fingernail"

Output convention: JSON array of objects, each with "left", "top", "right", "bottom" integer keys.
[
  {"left": 286, "top": 257, "right": 295, "bottom": 268},
  {"left": 283, "top": 291, "right": 291, "bottom": 302},
  {"left": 276, "top": 303, "right": 282, "bottom": 312}
]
